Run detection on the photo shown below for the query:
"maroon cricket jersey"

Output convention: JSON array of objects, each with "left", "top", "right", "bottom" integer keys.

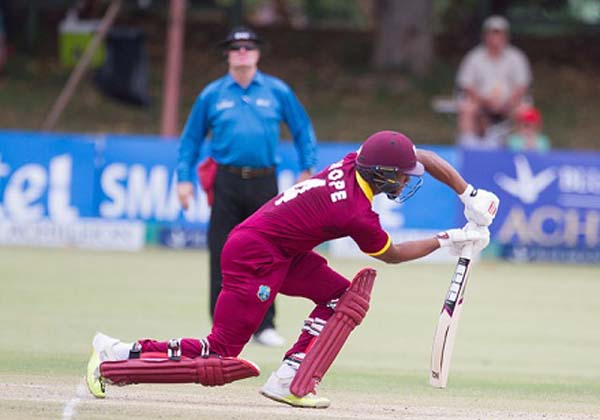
[{"left": 237, "top": 152, "right": 391, "bottom": 256}]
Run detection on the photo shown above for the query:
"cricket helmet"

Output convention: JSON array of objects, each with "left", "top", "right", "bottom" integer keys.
[{"left": 356, "top": 130, "right": 424, "bottom": 203}]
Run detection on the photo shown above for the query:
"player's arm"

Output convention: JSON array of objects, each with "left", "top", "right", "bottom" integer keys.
[
  {"left": 372, "top": 227, "right": 489, "bottom": 264},
  {"left": 416, "top": 149, "right": 467, "bottom": 194},
  {"left": 373, "top": 238, "right": 440, "bottom": 264},
  {"left": 416, "top": 149, "right": 499, "bottom": 226}
]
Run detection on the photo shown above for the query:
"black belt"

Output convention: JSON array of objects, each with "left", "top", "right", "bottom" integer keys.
[{"left": 220, "top": 165, "right": 275, "bottom": 179}]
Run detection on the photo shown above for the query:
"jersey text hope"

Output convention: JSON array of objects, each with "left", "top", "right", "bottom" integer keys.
[{"left": 327, "top": 160, "right": 347, "bottom": 203}]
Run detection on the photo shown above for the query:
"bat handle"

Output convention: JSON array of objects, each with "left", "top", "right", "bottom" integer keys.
[{"left": 461, "top": 242, "right": 474, "bottom": 259}]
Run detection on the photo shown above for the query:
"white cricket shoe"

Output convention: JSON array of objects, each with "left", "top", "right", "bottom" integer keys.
[
  {"left": 93, "top": 332, "right": 131, "bottom": 362},
  {"left": 260, "top": 363, "right": 330, "bottom": 408},
  {"left": 253, "top": 328, "right": 285, "bottom": 347},
  {"left": 86, "top": 332, "right": 133, "bottom": 399}
]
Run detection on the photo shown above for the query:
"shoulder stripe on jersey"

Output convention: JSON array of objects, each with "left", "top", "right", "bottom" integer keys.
[
  {"left": 367, "top": 233, "right": 392, "bottom": 256},
  {"left": 355, "top": 170, "right": 374, "bottom": 202}
]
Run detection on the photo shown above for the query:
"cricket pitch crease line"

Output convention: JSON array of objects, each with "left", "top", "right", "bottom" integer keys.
[
  {"left": 5, "top": 382, "right": 393, "bottom": 420},
  {"left": 62, "top": 381, "right": 86, "bottom": 420}
]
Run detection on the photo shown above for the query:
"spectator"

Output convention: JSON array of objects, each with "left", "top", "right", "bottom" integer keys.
[
  {"left": 176, "top": 26, "right": 317, "bottom": 347},
  {"left": 456, "top": 15, "right": 532, "bottom": 149},
  {"left": 506, "top": 106, "right": 550, "bottom": 152}
]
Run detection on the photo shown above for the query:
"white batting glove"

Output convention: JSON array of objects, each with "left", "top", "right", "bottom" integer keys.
[
  {"left": 459, "top": 184, "right": 500, "bottom": 227},
  {"left": 436, "top": 226, "right": 486, "bottom": 256},
  {"left": 463, "top": 222, "right": 490, "bottom": 255}
]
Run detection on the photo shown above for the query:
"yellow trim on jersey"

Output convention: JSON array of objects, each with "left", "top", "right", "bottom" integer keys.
[
  {"left": 367, "top": 233, "right": 392, "bottom": 256},
  {"left": 355, "top": 171, "right": 374, "bottom": 202}
]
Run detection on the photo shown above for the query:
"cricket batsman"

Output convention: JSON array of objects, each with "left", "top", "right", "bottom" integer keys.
[{"left": 86, "top": 130, "right": 498, "bottom": 408}]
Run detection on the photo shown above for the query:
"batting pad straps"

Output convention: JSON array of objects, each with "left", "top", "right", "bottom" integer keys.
[
  {"left": 290, "top": 268, "right": 376, "bottom": 398},
  {"left": 100, "top": 356, "right": 260, "bottom": 387}
]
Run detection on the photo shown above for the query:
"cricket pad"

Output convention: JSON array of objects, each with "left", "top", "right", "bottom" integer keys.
[
  {"left": 290, "top": 267, "right": 376, "bottom": 397},
  {"left": 100, "top": 355, "right": 260, "bottom": 387}
]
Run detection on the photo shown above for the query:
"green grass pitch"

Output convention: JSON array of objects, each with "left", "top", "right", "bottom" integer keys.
[{"left": 0, "top": 247, "right": 599, "bottom": 419}]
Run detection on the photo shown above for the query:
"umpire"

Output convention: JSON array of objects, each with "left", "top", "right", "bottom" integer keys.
[{"left": 176, "top": 26, "right": 317, "bottom": 347}]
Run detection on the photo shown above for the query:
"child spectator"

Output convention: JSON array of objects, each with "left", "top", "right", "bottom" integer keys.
[{"left": 506, "top": 106, "right": 550, "bottom": 152}]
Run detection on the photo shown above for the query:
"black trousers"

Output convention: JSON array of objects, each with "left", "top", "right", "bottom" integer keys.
[{"left": 207, "top": 166, "right": 279, "bottom": 333}]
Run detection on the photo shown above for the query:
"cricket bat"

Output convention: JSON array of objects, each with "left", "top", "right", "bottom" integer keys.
[{"left": 429, "top": 243, "right": 474, "bottom": 388}]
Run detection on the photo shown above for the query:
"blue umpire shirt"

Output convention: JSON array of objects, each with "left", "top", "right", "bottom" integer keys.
[{"left": 177, "top": 71, "right": 317, "bottom": 182}]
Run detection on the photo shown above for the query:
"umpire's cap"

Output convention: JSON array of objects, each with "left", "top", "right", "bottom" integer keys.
[
  {"left": 219, "top": 26, "right": 264, "bottom": 48},
  {"left": 357, "top": 131, "right": 424, "bottom": 176}
]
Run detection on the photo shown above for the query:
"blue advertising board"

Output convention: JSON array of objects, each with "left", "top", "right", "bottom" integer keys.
[
  {"left": 462, "top": 149, "right": 600, "bottom": 263},
  {"left": 3, "top": 129, "right": 598, "bottom": 262},
  {"left": 0, "top": 130, "right": 456, "bottom": 253},
  {"left": 0, "top": 131, "right": 97, "bottom": 222}
]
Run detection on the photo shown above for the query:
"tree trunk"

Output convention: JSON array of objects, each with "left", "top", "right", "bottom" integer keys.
[{"left": 371, "top": 0, "right": 434, "bottom": 76}]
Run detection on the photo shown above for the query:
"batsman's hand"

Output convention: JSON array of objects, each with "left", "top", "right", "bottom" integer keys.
[
  {"left": 463, "top": 222, "right": 490, "bottom": 255},
  {"left": 177, "top": 182, "right": 194, "bottom": 210},
  {"left": 436, "top": 223, "right": 489, "bottom": 256},
  {"left": 459, "top": 184, "right": 499, "bottom": 226}
]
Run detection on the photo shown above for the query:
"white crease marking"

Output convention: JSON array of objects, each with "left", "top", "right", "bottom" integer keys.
[{"left": 62, "top": 381, "right": 86, "bottom": 420}]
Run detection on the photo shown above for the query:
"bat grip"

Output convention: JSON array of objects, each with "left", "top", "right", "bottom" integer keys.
[{"left": 461, "top": 242, "right": 474, "bottom": 259}]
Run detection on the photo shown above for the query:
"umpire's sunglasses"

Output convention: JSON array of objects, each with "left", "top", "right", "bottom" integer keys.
[{"left": 228, "top": 43, "right": 259, "bottom": 51}]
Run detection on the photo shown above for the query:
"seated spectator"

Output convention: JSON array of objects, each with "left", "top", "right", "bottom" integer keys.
[
  {"left": 456, "top": 15, "right": 532, "bottom": 149},
  {"left": 506, "top": 106, "right": 550, "bottom": 152}
]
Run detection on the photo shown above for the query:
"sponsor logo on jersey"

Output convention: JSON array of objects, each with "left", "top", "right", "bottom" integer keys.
[{"left": 257, "top": 285, "right": 271, "bottom": 302}]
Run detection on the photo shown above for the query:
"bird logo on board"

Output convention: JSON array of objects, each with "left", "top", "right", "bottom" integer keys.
[
  {"left": 257, "top": 285, "right": 271, "bottom": 302},
  {"left": 494, "top": 155, "right": 556, "bottom": 204}
]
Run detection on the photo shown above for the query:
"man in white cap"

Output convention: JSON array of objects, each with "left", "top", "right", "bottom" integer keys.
[{"left": 456, "top": 15, "right": 532, "bottom": 148}]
